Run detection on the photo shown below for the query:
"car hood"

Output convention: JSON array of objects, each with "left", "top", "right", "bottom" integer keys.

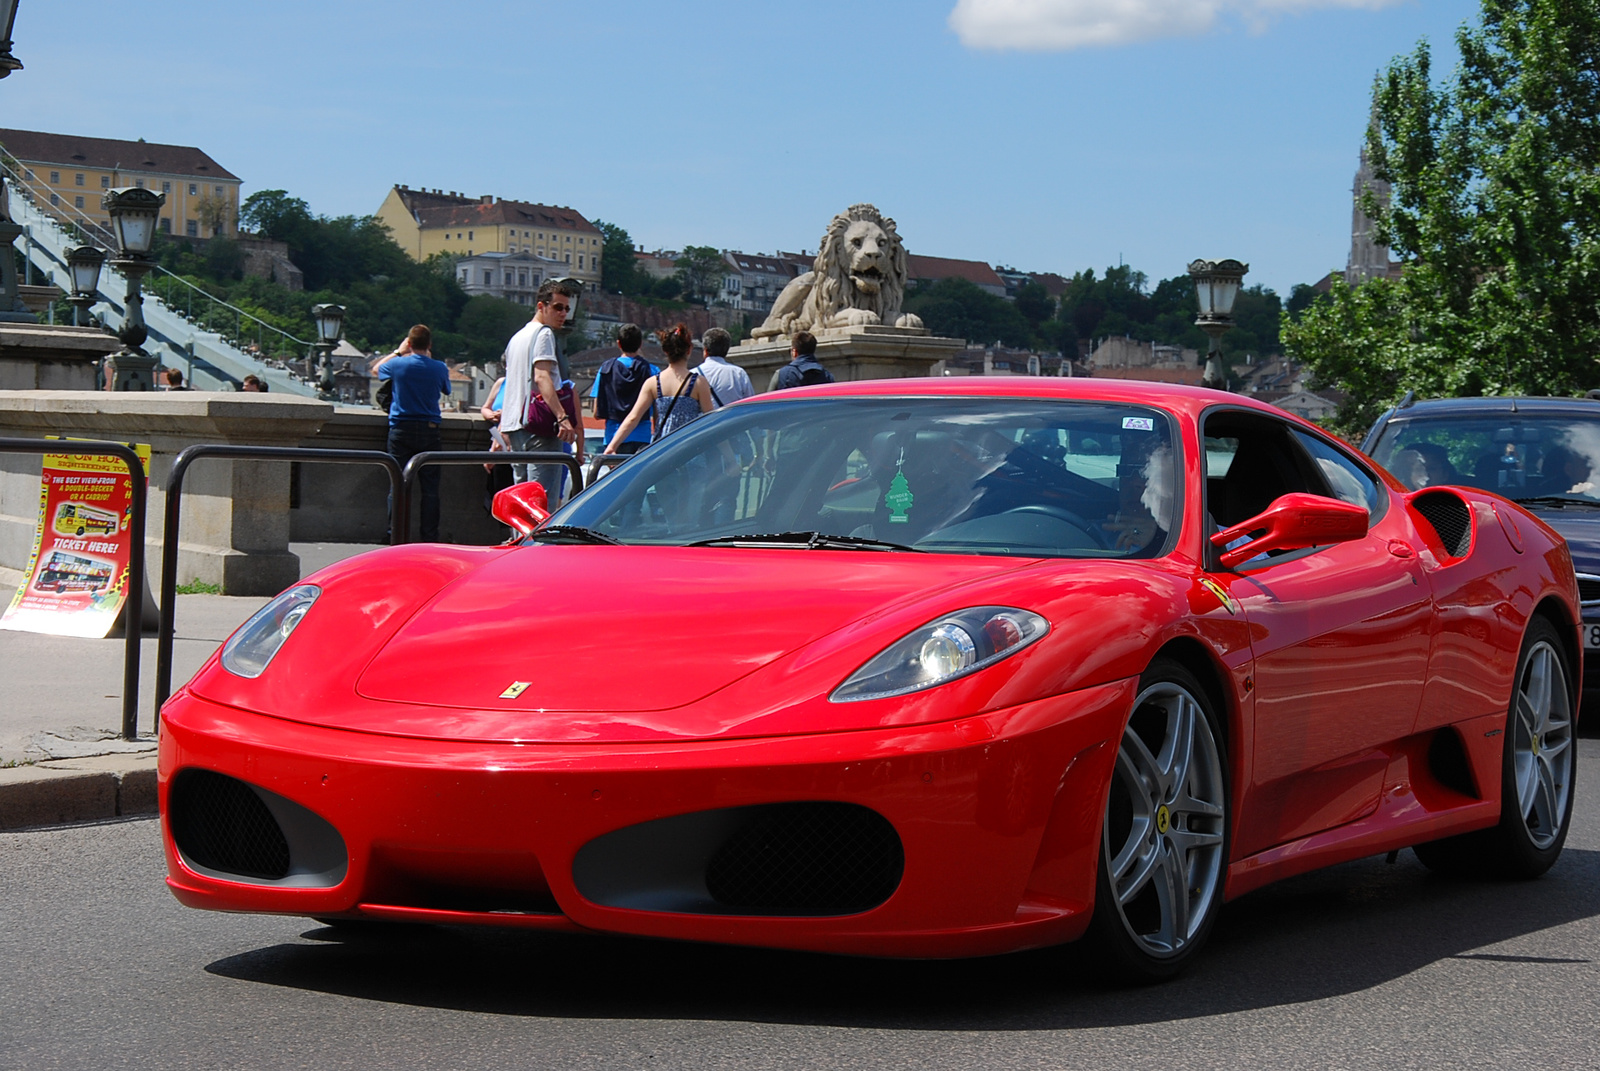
[
  {"left": 354, "top": 545, "right": 1030, "bottom": 718},
  {"left": 1516, "top": 502, "right": 1600, "bottom": 577}
]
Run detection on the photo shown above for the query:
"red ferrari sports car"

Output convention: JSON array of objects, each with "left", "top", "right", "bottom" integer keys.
[{"left": 159, "top": 379, "right": 1580, "bottom": 980}]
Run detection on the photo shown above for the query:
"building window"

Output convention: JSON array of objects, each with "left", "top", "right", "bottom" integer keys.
[
  {"left": 49, "top": 171, "right": 59, "bottom": 183},
  {"left": 185, "top": 219, "right": 198, "bottom": 237},
  {"left": 75, "top": 173, "right": 84, "bottom": 186},
  {"left": 188, "top": 183, "right": 197, "bottom": 196},
  {"left": 23, "top": 169, "right": 32, "bottom": 180},
  {"left": 518, "top": 271, "right": 528, "bottom": 286},
  {"left": 162, "top": 181, "right": 171, "bottom": 193},
  {"left": 74, "top": 195, "right": 84, "bottom": 209},
  {"left": 468, "top": 231, "right": 474, "bottom": 241},
  {"left": 564, "top": 254, "right": 571, "bottom": 263},
  {"left": 101, "top": 176, "right": 110, "bottom": 188},
  {"left": 159, "top": 217, "right": 171, "bottom": 232},
  {"left": 483, "top": 270, "right": 493, "bottom": 285},
  {"left": 135, "top": 179, "right": 144, "bottom": 188},
  {"left": 49, "top": 193, "right": 58, "bottom": 206},
  {"left": 215, "top": 186, "right": 223, "bottom": 196},
  {"left": 459, "top": 271, "right": 467, "bottom": 282},
  {"left": 576, "top": 256, "right": 583, "bottom": 269}
]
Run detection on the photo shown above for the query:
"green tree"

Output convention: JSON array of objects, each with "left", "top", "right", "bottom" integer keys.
[
  {"left": 675, "top": 245, "right": 727, "bottom": 306},
  {"left": 1283, "top": 0, "right": 1600, "bottom": 433},
  {"left": 594, "top": 219, "right": 647, "bottom": 296},
  {"left": 1014, "top": 280, "right": 1054, "bottom": 328},
  {"left": 903, "top": 277, "right": 1032, "bottom": 347}
]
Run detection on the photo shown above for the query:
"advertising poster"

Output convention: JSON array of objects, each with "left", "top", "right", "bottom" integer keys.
[{"left": 0, "top": 441, "right": 151, "bottom": 638}]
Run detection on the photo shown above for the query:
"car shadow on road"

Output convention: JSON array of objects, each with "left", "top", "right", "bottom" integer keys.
[{"left": 204, "top": 847, "right": 1600, "bottom": 1030}]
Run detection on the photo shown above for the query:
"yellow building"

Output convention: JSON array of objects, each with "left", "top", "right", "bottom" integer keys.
[
  {"left": 0, "top": 128, "right": 240, "bottom": 240},
  {"left": 376, "top": 185, "right": 602, "bottom": 290}
]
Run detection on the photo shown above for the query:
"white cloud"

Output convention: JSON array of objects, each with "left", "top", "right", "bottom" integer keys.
[{"left": 948, "top": 0, "right": 1406, "bottom": 51}]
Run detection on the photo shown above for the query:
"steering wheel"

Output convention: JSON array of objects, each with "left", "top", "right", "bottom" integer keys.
[{"left": 1004, "top": 504, "right": 1111, "bottom": 550}]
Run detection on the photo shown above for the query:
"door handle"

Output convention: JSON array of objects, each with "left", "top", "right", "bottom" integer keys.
[{"left": 1387, "top": 540, "right": 1414, "bottom": 559}]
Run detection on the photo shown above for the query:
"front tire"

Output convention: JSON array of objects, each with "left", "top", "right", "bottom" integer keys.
[
  {"left": 1415, "top": 617, "right": 1576, "bottom": 878},
  {"left": 1087, "top": 657, "right": 1229, "bottom": 983}
]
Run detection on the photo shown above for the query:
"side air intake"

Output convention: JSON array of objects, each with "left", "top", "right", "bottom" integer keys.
[{"left": 1411, "top": 491, "right": 1473, "bottom": 558}]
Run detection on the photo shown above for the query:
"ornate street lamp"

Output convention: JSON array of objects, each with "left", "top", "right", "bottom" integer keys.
[
  {"left": 65, "top": 244, "right": 104, "bottom": 327},
  {"left": 103, "top": 186, "right": 166, "bottom": 390},
  {"left": 0, "top": 0, "right": 23, "bottom": 79},
  {"left": 1188, "top": 258, "right": 1248, "bottom": 391},
  {"left": 311, "top": 302, "right": 345, "bottom": 399}
]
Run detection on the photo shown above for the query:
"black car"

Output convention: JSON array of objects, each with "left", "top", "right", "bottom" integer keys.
[{"left": 1364, "top": 395, "right": 1600, "bottom": 694}]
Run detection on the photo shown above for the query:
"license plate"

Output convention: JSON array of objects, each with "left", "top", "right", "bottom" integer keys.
[{"left": 1585, "top": 624, "right": 1600, "bottom": 650}]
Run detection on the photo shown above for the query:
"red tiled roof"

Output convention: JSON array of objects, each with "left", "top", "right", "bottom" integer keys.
[
  {"left": 906, "top": 254, "right": 1005, "bottom": 289},
  {"left": 415, "top": 200, "right": 598, "bottom": 234},
  {"left": 0, "top": 128, "right": 238, "bottom": 181}
]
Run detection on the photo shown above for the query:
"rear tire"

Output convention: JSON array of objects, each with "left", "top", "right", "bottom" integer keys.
[
  {"left": 1086, "top": 657, "right": 1229, "bottom": 983},
  {"left": 1414, "top": 616, "right": 1575, "bottom": 878}
]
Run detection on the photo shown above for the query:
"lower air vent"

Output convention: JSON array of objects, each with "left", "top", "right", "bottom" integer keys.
[
  {"left": 573, "top": 802, "right": 905, "bottom": 917},
  {"left": 1412, "top": 490, "right": 1473, "bottom": 558},
  {"left": 169, "top": 769, "right": 290, "bottom": 880},
  {"left": 168, "top": 769, "right": 348, "bottom": 887},
  {"left": 1576, "top": 573, "right": 1600, "bottom": 606}
]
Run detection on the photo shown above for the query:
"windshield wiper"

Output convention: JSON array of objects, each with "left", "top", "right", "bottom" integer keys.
[
  {"left": 1511, "top": 495, "right": 1600, "bottom": 510},
  {"left": 688, "top": 530, "right": 923, "bottom": 552},
  {"left": 526, "top": 525, "right": 625, "bottom": 545}
]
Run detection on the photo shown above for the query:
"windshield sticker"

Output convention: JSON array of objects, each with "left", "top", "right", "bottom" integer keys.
[
  {"left": 1123, "top": 416, "right": 1155, "bottom": 432},
  {"left": 885, "top": 448, "right": 915, "bottom": 523}
]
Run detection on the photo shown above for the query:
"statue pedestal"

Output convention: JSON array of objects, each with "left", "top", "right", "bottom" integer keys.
[
  {"left": 732, "top": 325, "right": 964, "bottom": 392},
  {"left": 0, "top": 323, "right": 120, "bottom": 391}
]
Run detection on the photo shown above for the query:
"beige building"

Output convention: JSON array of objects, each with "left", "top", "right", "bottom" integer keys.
[
  {"left": 376, "top": 185, "right": 602, "bottom": 290},
  {"left": 0, "top": 128, "right": 240, "bottom": 239}
]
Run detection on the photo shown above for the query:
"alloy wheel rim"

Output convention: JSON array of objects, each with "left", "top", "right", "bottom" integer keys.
[
  {"left": 1512, "top": 640, "right": 1572, "bottom": 850},
  {"left": 1104, "top": 681, "right": 1226, "bottom": 958}
]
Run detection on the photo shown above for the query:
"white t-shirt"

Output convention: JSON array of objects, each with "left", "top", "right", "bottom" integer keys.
[{"left": 499, "top": 319, "right": 559, "bottom": 434}]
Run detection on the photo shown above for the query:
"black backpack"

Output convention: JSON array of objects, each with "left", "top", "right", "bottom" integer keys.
[
  {"left": 799, "top": 363, "right": 834, "bottom": 386},
  {"left": 595, "top": 356, "right": 652, "bottom": 422}
]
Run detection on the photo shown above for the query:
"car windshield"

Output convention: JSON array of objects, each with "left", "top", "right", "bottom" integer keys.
[
  {"left": 549, "top": 397, "right": 1180, "bottom": 558},
  {"left": 1370, "top": 409, "right": 1600, "bottom": 504}
]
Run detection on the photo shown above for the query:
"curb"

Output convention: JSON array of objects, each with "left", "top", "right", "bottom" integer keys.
[{"left": 0, "top": 752, "right": 158, "bottom": 831}]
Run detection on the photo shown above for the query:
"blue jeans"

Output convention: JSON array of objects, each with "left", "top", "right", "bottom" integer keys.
[
  {"left": 388, "top": 420, "right": 442, "bottom": 542},
  {"left": 508, "top": 428, "right": 565, "bottom": 504}
]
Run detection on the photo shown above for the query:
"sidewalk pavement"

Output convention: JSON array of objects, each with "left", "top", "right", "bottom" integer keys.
[{"left": 0, "top": 542, "right": 380, "bottom": 830}]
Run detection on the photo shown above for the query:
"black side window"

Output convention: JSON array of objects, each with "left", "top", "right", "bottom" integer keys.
[{"left": 1202, "top": 412, "right": 1322, "bottom": 528}]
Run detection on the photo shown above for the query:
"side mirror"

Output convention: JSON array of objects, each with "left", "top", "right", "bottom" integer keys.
[
  {"left": 492, "top": 481, "right": 550, "bottom": 537},
  {"left": 1210, "top": 492, "right": 1369, "bottom": 569}
]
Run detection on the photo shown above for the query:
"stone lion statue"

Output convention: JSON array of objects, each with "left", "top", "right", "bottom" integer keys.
[{"left": 751, "top": 203, "right": 924, "bottom": 340}]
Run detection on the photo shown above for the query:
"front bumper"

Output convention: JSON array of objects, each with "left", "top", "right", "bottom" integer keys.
[{"left": 158, "top": 680, "right": 1131, "bottom": 959}]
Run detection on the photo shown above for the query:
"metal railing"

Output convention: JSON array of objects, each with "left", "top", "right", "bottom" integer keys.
[
  {"left": 0, "top": 438, "right": 149, "bottom": 741},
  {"left": 0, "top": 147, "right": 317, "bottom": 385},
  {"left": 401, "top": 451, "right": 583, "bottom": 528}
]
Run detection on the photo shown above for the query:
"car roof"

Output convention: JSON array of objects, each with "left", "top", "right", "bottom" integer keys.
[
  {"left": 737, "top": 376, "right": 1300, "bottom": 424},
  {"left": 1384, "top": 395, "right": 1600, "bottom": 418}
]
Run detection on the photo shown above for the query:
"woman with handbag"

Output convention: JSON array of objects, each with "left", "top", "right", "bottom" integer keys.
[{"left": 602, "top": 324, "right": 717, "bottom": 453}]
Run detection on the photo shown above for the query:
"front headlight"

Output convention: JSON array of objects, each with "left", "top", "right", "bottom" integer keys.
[
  {"left": 831, "top": 606, "right": 1048, "bottom": 702},
  {"left": 220, "top": 584, "right": 321, "bottom": 678}
]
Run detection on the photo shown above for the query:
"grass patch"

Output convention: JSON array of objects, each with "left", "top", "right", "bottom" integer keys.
[
  {"left": 0, "top": 758, "right": 36, "bottom": 769},
  {"left": 174, "top": 580, "right": 222, "bottom": 595}
]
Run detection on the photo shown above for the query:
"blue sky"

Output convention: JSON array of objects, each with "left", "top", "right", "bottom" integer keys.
[{"left": 7, "top": 0, "right": 1481, "bottom": 295}]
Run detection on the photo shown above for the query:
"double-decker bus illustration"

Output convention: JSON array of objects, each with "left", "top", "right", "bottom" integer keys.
[
  {"left": 33, "top": 550, "right": 114, "bottom": 594},
  {"left": 52, "top": 502, "right": 119, "bottom": 537}
]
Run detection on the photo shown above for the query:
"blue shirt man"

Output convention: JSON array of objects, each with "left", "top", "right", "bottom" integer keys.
[
  {"left": 589, "top": 323, "right": 657, "bottom": 453},
  {"left": 375, "top": 325, "right": 451, "bottom": 541}
]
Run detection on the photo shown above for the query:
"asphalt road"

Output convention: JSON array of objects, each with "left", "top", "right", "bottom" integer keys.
[{"left": 5, "top": 741, "right": 1600, "bottom": 1071}]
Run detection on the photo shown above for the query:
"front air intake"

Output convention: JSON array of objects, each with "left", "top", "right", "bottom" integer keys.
[
  {"left": 169, "top": 769, "right": 290, "bottom": 880},
  {"left": 168, "top": 769, "right": 348, "bottom": 887},
  {"left": 1412, "top": 490, "right": 1473, "bottom": 558},
  {"left": 573, "top": 802, "right": 905, "bottom": 917}
]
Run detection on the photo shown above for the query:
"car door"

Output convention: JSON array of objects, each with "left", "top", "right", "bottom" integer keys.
[{"left": 1203, "top": 409, "right": 1434, "bottom": 857}]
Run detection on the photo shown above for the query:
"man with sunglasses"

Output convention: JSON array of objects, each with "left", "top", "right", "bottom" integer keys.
[{"left": 500, "top": 280, "right": 580, "bottom": 496}]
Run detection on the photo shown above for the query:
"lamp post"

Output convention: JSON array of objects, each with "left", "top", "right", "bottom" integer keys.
[
  {"left": 65, "top": 244, "right": 103, "bottom": 327},
  {"left": 104, "top": 186, "right": 165, "bottom": 390},
  {"left": 0, "top": 0, "right": 22, "bottom": 79},
  {"left": 311, "top": 303, "right": 345, "bottom": 400},
  {"left": 1188, "top": 258, "right": 1248, "bottom": 391}
]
